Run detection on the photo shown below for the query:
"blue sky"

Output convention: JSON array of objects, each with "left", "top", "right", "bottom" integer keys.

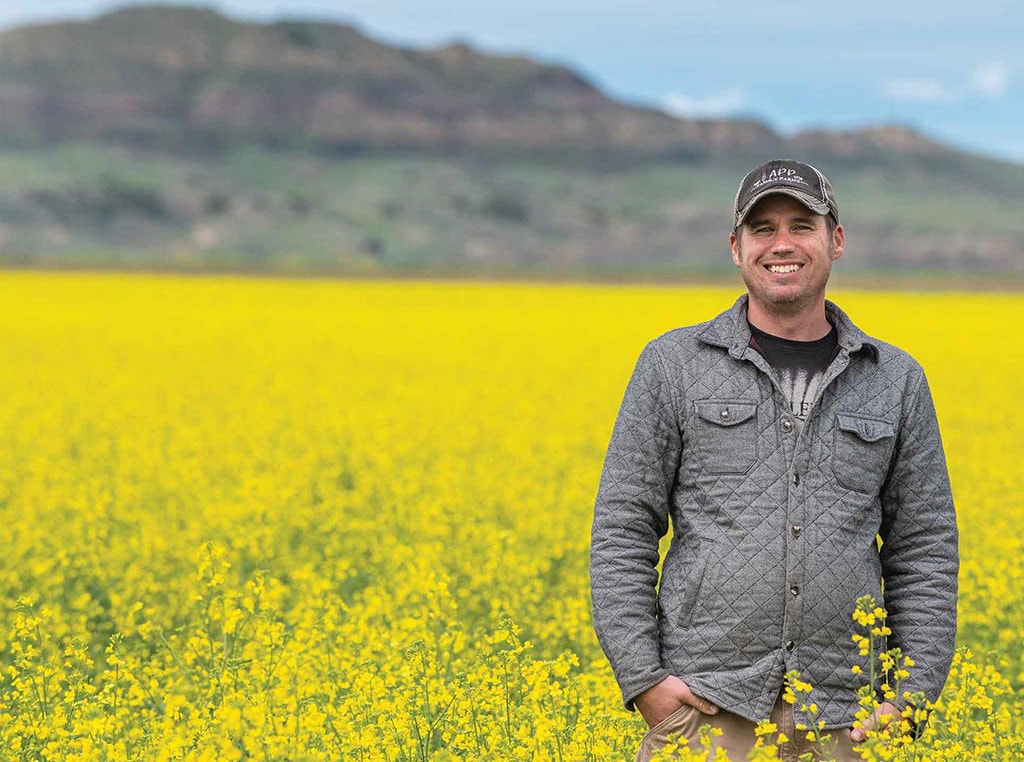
[{"left": 2, "top": 1, "right": 1022, "bottom": 163}]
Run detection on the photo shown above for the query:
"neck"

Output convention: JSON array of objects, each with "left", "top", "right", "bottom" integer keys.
[{"left": 745, "top": 296, "right": 832, "bottom": 341}]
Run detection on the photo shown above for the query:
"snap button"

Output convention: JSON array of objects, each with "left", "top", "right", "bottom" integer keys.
[
  {"left": 792, "top": 525, "right": 802, "bottom": 537},
  {"left": 785, "top": 640, "right": 795, "bottom": 652},
  {"left": 790, "top": 585, "right": 800, "bottom": 596},
  {"left": 792, "top": 472, "right": 800, "bottom": 485},
  {"left": 720, "top": 408, "right": 731, "bottom": 421},
  {"left": 782, "top": 419, "right": 794, "bottom": 433}
]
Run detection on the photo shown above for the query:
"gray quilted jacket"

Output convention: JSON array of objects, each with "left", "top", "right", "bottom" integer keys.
[{"left": 590, "top": 294, "right": 958, "bottom": 729}]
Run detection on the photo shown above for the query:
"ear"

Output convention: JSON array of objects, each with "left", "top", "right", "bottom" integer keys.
[
  {"left": 831, "top": 223, "right": 845, "bottom": 261},
  {"left": 729, "top": 231, "right": 742, "bottom": 267}
]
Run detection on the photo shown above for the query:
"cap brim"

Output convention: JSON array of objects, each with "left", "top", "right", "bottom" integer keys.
[{"left": 735, "top": 187, "right": 831, "bottom": 227}]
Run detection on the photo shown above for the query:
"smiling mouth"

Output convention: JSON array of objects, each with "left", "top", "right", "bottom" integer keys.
[{"left": 764, "top": 263, "right": 803, "bottom": 274}]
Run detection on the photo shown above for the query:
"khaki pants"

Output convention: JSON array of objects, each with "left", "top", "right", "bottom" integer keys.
[{"left": 635, "top": 689, "right": 862, "bottom": 762}]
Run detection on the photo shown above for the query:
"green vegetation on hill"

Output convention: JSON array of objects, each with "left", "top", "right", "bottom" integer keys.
[
  {"left": 1, "top": 144, "right": 1023, "bottom": 277},
  {"left": 1, "top": 6, "right": 1023, "bottom": 277}
]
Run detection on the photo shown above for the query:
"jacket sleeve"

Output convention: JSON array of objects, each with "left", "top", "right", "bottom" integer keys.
[
  {"left": 590, "top": 340, "right": 681, "bottom": 710},
  {"left": 879, "top": 369, "right": 959, "bottom": 712}
]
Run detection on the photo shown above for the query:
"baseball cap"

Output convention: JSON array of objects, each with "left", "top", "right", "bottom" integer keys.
[{"left": 733, "top": 159, "right": 840, "bottom": 230}]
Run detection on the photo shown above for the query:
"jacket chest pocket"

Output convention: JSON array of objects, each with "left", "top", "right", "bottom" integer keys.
[
  {"left": 832, "top": 412, "right": 896, "bottom": 494},
  {"left": 692, "top": 400, "right": 758, "bottom": 474}
]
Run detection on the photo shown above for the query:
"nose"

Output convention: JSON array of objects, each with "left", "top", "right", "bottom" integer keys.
[{"left": 771, "top": 228, "right": 795, "bottom": 253}]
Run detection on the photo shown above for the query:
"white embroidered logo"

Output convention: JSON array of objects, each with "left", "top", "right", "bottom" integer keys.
[{"left": 750, "top": 167, "right": 810, "bottom": 191}]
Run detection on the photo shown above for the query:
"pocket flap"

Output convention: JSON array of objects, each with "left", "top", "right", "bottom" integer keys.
[
  {"left": 836, "top": 413, "right": 895, "bottom": 443},
  {"left": 694, "top": 400, "right": 757, "bottom": 428}
]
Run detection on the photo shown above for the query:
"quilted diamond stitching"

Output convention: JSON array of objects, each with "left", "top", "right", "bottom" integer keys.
[{"left": 590, "top": 295, "right": 959, "bottom": 728}]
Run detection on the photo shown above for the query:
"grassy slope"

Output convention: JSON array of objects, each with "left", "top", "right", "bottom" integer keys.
[{"left": 1, "top": 144, "right": 1022, "bottom": 278}]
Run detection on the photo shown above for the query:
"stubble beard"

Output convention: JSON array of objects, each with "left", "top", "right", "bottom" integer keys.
[{"left": 737, "top": 242, "right": 835, "bottom": 317}]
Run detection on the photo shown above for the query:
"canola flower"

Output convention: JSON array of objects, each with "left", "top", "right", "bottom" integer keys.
[{"left": 0, "top": 272, "right": 1020, "bottom": 760}]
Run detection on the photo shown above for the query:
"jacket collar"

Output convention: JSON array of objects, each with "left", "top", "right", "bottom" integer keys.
[{"left": 696, "top": 293, "right": 880, "bottom": 363}]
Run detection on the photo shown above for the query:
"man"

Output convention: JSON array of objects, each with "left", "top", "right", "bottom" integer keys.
[{"left": 589, "top": 159, "right": 959, "bottom": 761}]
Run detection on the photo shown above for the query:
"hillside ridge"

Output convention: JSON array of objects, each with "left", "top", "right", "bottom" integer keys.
[
  {"left": 1, "top": 5, "right": 1022, "bottom": 275},
  {"left": 0, "top": 4, "right": 958, "bottom": 165}
]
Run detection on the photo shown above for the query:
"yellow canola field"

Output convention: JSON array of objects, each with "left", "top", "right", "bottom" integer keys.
[{"left": 0, "top": 272, "right": 1020, "bottom": 761}]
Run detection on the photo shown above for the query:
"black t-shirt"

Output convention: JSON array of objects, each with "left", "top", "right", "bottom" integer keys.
[{"left": 748, "top": 320, "right": 840, "bottom": 426}]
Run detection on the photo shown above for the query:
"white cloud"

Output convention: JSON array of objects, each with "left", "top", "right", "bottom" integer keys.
[
  {"left": 879, "top": 78, "right": 958, "bottom": 104},
  {"left": 971, "top": 63, "right": 1010, "bottom": 99},
  {"left": 880, "top": 64, "right": 1011, "bottom": 106},
  {"left": 661, "top": 87, "right": 745, "bottom": 118}
]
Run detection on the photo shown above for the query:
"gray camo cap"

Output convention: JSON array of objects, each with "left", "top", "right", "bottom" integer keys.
[{"left": 733, "top": 159, "right": 840, "bottom": 229}]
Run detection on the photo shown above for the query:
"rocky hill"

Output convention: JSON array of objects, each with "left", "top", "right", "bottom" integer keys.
[
  {"left": 0, "top": 5, "right": 1022, "bottom": 276},
  {"left": 0, "top": 5, "right": 947, "bottom": 163}
]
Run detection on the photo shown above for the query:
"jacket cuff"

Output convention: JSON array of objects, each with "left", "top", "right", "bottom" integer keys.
[{"left": 623, "top": 668, "right": 672, "bottom": 712}]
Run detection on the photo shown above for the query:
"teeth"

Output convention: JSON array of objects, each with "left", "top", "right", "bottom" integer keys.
[{"left": 767, "top": 264, "right": 801, "bottom": 273}]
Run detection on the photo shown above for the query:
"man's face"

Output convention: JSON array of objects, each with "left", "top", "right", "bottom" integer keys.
[{"left": 729, "top": 194, "right": 845, "bottom": 316}]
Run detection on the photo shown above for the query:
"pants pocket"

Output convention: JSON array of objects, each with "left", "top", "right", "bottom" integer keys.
[{"left": 636, "top": 704, "right": 702, "bottom": 761}]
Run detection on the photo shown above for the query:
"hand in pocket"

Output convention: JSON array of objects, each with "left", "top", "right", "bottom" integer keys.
[{"left": 635, "top": 675, "right": 719, "bottom": 728}]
